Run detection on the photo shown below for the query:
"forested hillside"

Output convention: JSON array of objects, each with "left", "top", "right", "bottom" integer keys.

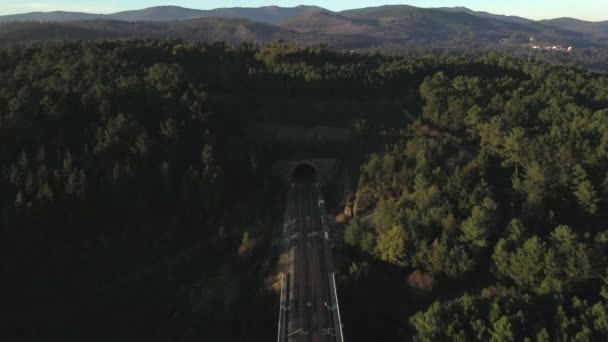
[
  {"left": 343, "top": 52, "right": 608, "bottom": 340},
  {"left": 0, "top": 40, "right": 607, "bottom": 340},
  {"left": 0, "top": 40, "right": 281, "bottom": 341}
]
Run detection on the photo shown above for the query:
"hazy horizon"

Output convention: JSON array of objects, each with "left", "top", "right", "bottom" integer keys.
[{"left": 0, "top": 1, "right": 606, "bottom": 22}]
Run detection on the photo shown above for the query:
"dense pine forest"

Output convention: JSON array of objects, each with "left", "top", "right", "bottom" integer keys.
[
  {"left": 0, "top": 40, "right": 607, "bottom": 341},
  {"left": 342, "top": 49, "right": 608, "bottom": 340}
]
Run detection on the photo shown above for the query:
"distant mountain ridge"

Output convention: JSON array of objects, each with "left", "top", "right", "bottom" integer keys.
[
  {"left": 541, "top": 17, "right": 608, "bottom": 35},
  {"left": 0, "top": 4, "right": 605, "bottom": 26},
  {"left": 437, "top": 6, "right": 534, "bottom": 25},
  {"left": 1, "top": 4, "right": 607, "bottom": 50},
  {"left": 0, "top": 5, "right": 325, "bottom": 24},
  {"left": 0, "top": 11, "right": 106, "bottom": 22}
]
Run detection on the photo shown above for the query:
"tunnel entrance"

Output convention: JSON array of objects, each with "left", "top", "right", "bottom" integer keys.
[{"left": 290, "top": 163, "right": 318, "bottom": 183}]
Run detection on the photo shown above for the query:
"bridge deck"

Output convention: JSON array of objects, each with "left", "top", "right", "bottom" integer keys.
[{"left": 278, "top": 182, "right": 343, "bottom": 342}]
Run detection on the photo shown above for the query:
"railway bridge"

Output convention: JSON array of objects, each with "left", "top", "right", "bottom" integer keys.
[{"left": 276, "top": 163, "right": 344, "bottom": 342}]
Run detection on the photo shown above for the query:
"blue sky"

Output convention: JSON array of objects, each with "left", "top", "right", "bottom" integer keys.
[{"left": 1, "top": 1, "right": 606, "bottom": 22}]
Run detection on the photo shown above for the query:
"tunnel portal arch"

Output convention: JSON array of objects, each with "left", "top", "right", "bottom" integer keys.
[
  {"left": 274, "top": 159, "right": 341, "bottom": 187},
  {"left": 289, "top": 163, "right": 319, "bottom": 183}
]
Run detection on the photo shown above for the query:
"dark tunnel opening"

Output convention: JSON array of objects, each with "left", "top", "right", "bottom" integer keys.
[{"left": 290, "top": 163, "right": 318, "bottom": 183}]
